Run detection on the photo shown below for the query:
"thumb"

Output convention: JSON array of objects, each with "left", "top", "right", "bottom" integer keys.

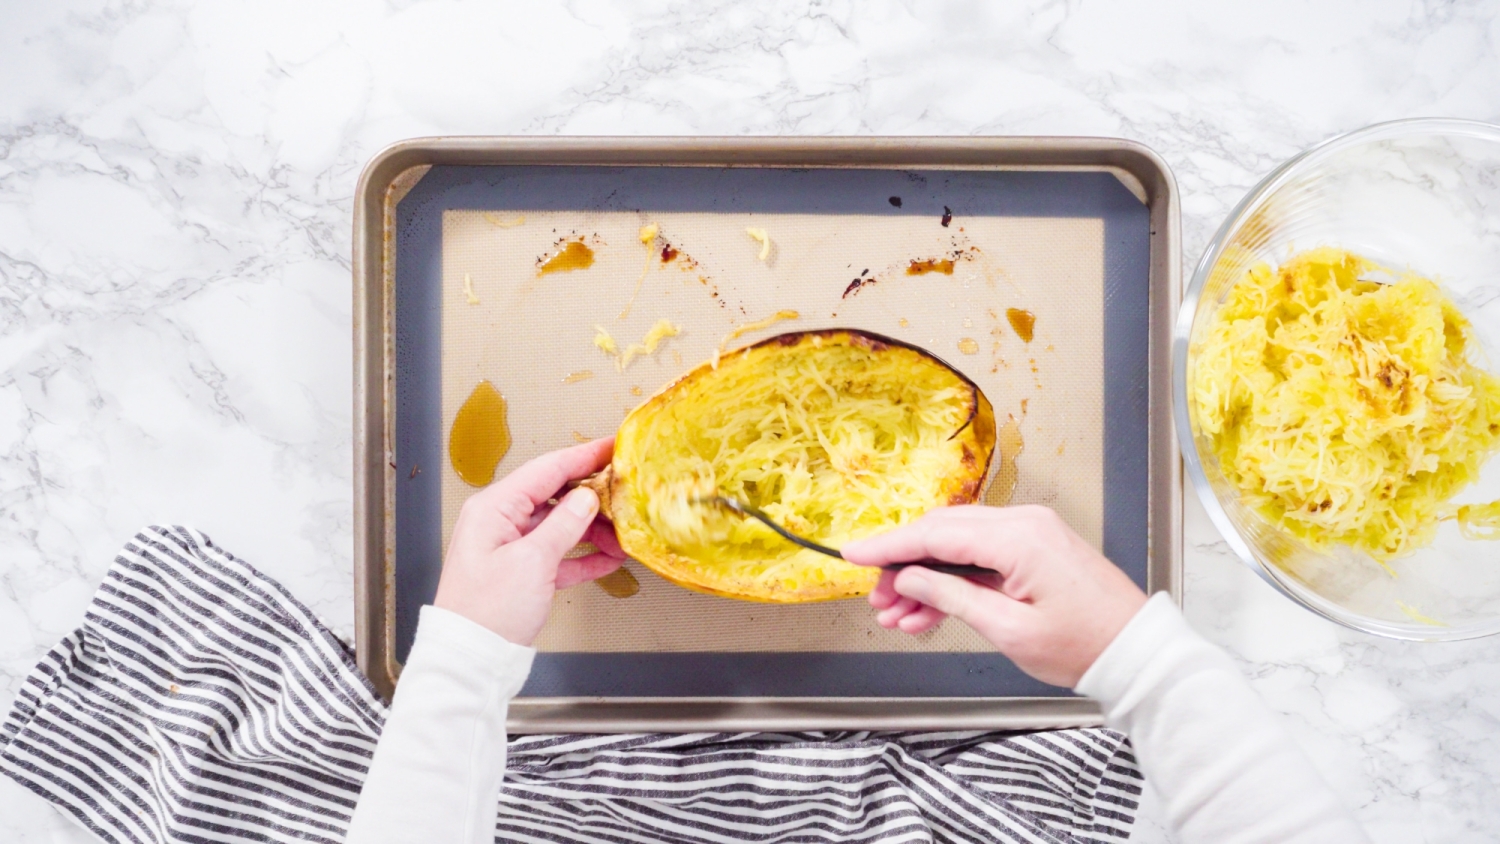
[
  {"left": 515, "top": 488, "right": 599, "bottom": 570},
  {"left": 893, "top": 567, "right": 1022, "bottom": 643}
]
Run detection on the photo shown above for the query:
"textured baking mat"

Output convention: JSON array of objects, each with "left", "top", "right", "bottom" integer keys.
[{"left": 393, "top": 165, "right": 1150, "bottom": 696}]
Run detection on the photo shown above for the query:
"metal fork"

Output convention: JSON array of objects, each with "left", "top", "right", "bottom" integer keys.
[{"left": 705, "top": 496, "right": 992, "bottom": 578}]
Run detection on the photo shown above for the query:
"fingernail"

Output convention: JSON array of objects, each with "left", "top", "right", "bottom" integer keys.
[
  {"left": 898, "top": 571, "right": 932, "bottom": 603},
  {"left": 564, "top": 487, "right": 598, "bottom": 518}
]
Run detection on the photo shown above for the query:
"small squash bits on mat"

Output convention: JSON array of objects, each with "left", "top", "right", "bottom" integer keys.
[
  {"left": 588, "top": 329, "right": 996, "bottom": 602},
  {"left": 1193, "top": 247, "right": 1500, "bottom": 564}
]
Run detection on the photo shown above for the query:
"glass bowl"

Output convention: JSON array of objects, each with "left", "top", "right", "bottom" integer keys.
[{"left": 1174, "top": 118, "right": 1500, "bottom": 640}]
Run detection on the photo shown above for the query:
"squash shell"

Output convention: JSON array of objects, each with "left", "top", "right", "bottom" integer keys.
[{"left": 588, "top": 329, "right": 996, "bottom": 603}]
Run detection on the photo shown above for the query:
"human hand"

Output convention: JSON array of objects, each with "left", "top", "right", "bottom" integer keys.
[
  {"left": 434, "top": 437, "right": 627, "bottom": 646},
  {"left": 841, "top": 505, "right": 1148, "bottom": 687}
]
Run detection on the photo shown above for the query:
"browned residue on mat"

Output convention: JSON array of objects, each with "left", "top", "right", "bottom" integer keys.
[
  {"left": 843, "top": 268, "right": 875, "bottom": 298},
  {"left": 657, "top": 239, "right": 701, "bottom": 273}
]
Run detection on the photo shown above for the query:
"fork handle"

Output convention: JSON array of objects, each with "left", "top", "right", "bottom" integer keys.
[{"left": 881, "top": 560, "right": 993, "bottom": 578}]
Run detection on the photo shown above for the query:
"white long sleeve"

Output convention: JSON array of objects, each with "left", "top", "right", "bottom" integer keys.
[
  {"left": 347, "top": 606, "right": 534, "bottom": 844},
  {"left": 1076, "top": 592, "right": 1369, "bottom": 844}
]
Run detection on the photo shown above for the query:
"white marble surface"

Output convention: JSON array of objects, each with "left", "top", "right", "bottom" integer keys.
[{"left": 2, "top": 0, "right": 1498, "bottom": 840}]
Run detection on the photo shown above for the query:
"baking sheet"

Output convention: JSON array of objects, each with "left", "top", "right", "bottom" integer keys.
[
  {"left": 440, "top": 209, "right": 1103, "bottom": 652},
  {"left": 388, "top": 164, "right": 1153, "bottom": 698}
]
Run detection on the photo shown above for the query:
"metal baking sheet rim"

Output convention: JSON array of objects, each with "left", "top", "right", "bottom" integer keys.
[{"left": 352, "top": 136, "right": 1184, "bottom": 732}]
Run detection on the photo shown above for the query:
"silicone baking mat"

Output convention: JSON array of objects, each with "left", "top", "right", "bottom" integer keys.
[{"left": 393, "top": 165, "right": 1150, "bottom": 697}]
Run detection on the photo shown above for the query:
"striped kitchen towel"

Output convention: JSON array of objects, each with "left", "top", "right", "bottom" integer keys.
[{"left": 0, "top": 526, "right": 1142, "bottom": 843}]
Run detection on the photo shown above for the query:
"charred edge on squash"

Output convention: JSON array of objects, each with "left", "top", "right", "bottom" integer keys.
[{"left": 953, "top": 477, "right": 983, "bottom": 504}]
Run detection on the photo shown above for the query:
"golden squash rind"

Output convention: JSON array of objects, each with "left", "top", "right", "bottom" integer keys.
[{"left": 603, "top": 329, "right": 996, "bottom": 603}]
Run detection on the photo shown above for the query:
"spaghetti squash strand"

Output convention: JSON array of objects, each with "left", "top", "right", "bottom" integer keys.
[{"left": 636, "top": 338, "right": 972, "bottom": 578}]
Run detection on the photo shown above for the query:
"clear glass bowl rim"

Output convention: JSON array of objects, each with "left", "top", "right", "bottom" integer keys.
[{"left": 1172, "top": 117, "right": 1500, "bottom": 642}]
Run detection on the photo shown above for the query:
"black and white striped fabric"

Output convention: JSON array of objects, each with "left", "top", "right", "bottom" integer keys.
[{"left": 1, "top": 526, "right": 1142, "bottom": 843}]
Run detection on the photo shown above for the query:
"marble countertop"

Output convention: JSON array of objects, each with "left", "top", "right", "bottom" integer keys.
[{"left": 3, "top": 1, "right": 1498, "bottom": 840}]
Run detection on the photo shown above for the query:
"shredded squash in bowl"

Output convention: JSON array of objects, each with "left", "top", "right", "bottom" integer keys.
[
  {"left": 591, "top": 329, "right": 995, "bottom": 602},
  {"left": 1192, "top": 247, "right": 1500, "bottom": 564}
]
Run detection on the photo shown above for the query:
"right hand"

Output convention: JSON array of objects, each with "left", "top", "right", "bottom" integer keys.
[{"left": 841, "top": 505, "right": 1148, "bottom": 688}]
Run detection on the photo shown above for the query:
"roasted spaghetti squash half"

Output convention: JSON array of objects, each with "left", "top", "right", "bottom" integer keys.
[{"left": 593, "top": 329, "right": 996, "bottom": 603}]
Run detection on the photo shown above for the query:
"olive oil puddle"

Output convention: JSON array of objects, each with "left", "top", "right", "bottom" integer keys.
[
  {"left": 595, "top": 566, "right": 641, "bottom": 598},
  {"left": 983, "top": 414, "right": 1025, "bottom": 506},
  {"left": 538, "top": 239, "right": 595, "bottom": 275},
  {"left": 450, "top": 380, "right": 511, "bottom": 487},
  {"left": 1006, "top": 308, "right": 1036, "bottom": 343},
  {"left": 907, "top": 258, "right": 955, "bottom": 275}
]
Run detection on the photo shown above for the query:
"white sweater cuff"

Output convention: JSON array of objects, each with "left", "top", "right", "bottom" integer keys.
[
  {"left": 412, "top": 605, "right": 536, "bottom": 694},
  {"left": 1074, "top": 591, "right": 1212, "bottom": 711}
]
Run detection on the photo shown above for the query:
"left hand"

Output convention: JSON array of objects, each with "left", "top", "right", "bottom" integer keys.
[{"left": 434, "top": 437, "right": 627, "bottom": 646}]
